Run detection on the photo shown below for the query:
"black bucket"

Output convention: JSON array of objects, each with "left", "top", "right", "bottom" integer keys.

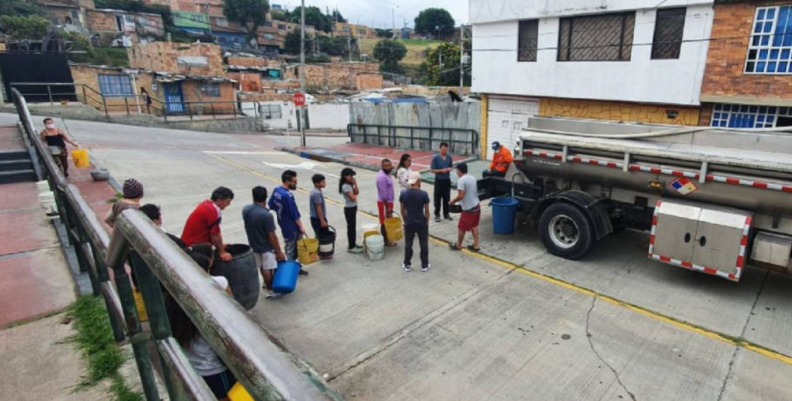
[
  {"left": 318, "top": 226, "right": 336, "bottom": 260},
  {"left": 212, "top": 244, "right": 260, "bottom": 310}
]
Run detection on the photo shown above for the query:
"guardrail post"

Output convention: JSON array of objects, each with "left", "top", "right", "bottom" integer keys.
[
  {"left": 82, "top": 86, "right": 87, "bottom": 105},
  {"left": 106, "top": 231, "right": 160, "bottom": 401},
  {"left": 211, "top": 104, "right": 216, "bottom": 120},
  {"left": 125, "top": 98, "right": 130, "bottom": 116},
  {"left": 187, "top": 103, "right": 193, "bottom": 121},
  {"left": 91, "top": 243, "right": 125, "bottom": 343},
  {"left": 47, "top": 86, "right": 53, "bottom": 105},
  {"left": 102, "top": 96, "right": 109, "bottom": 118},
  {"left": 76, "top": 222, "right": 100, "bottom": 296}
]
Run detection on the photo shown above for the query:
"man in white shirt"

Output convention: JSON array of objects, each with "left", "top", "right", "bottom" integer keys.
[{"left": 449, "top": 163, "right": 481, "bottom": 252}]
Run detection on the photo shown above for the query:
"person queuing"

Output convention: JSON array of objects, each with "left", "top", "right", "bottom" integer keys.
[
  {"left": 309, "top": 174, "right": 331, "bottom": 239},
  {"left": 105, "top": 179, "right": 144, "bottom": 228},
  {"left": 40, "top": 117, "right": 80, "bottom": 178},
  {"left": 430, "top": 142, "right": 454, "bottom": 222},
  {"left": 339, "top": 168, "right": 364, "bottom": 254},
  {"left": 376, "top": 159, "right": 397, "bottom": 247},
  {"left": 483, "top": 141, "right": 514, "bottom": 178},
  {"left": 396, "top": 154, "right": 413, "bottom": 192},
  {"left": 269, "top": 170, "right": 309, "bottom": 276},
  {"left": 399, "top": 172, "right": 431, "bottom": 272},
  {"left": 139, "top": 203, "right": 186, "bottom": 249},
  {"left": 243, "top": 186, "right": 286, "bottom": 299},
  {"left": 449, "top": 163, "right": 481, "bottom": 252},
  {"left": 181, "top": 187, "right": 234, "bottom": 262}
]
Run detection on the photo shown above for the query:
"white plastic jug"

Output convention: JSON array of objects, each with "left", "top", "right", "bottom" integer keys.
[{"left": 365, "top": 235, "right": 385, "bottom": 261}]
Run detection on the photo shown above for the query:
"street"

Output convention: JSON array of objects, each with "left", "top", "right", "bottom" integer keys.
[{"left": 13, "top": 114, "right": 792, "bottom": 401}]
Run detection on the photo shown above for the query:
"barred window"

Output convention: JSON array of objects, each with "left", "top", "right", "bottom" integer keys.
[
  {"left": 200, "top": 82, "right": 221, "bottom": 97},
  {"left": 98, "top": 74, "right": 133, "bottom": 97},
  {"left": 517, "top": 20, "right": 539, "bottom": 62},
  {"left": 710, "top": 104, "right": 792, "bottom": 128},
  {"left": 652, "top": 8, "right": 686, "bottom": 59},
  {"left": 558, "top": 12, "right": 635, "bottom": 62},
  {"left": 746, "top": 6, "right": 792, "bottom": 74}
]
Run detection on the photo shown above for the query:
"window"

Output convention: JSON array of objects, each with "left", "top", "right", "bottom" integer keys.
[
  {"left": 217, "top": 36, "right": 227, "bottom": 44},
  {"left": 263, "top": 21, "right": 272, "bottom": 27},
  {"left": 652, "top": 8, "right": 686, "bottom": 59},
  {"left": 278, "top": 24, "right": 287, "bottom": 30},
  {"left": 710, "top": 104, "right": 792, "bottom": 128},
  {"left": 263, "top": 33, "right": 276, "bottom": 40},
  {"left": 517, "top": 20, "right": 539, "bottom": 62},
  {"left": 215, "top": 17, "right": 228, "bottom": 27},
  {"left": 258, "top": 104, "right": 282, "bottom": 119},
  {"left": 98, "top": 74, "right": 134, "bottom": 97},
  {"left": 746, "top": 6, "right": 792, "bottom": 73},
  {"left": 200, "top": 82, "right": 221, "bottom": 97},
  {"left": 558, "top": 12, "right": 635, "bottom": 61},
  {"left": 70, "top": 10, "right": 79, "bottom": 19}
]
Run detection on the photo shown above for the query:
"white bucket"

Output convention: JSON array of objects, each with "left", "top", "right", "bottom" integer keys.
[{"left": 365, "top": 235, "right": 385, "bottom": 261}]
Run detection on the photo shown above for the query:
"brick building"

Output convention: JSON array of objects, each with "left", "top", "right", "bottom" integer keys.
[
  {"left": 128, "top": 42, "right": 225, "bottom": 76},
  {"left": 35, "top": 0, "right": 95, "bottom": 27},
  {"left": 283, "top": 62, "right": 382, "bottom": 91},
  {"left": 333, "top": 22, "right": 378, "bottom": 39},
  {"left": 86, "top": 9, "right": 164, "bottom": 47},
  {"left": 700, "top": 0, "right": 792, "bottom": 127}
]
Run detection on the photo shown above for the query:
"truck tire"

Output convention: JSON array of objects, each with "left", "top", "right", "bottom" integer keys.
[{"left": 539, "top": 202, "right": 595, "bottom": 260}]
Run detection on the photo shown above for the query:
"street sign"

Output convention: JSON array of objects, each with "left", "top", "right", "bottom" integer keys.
[{"left": 292, "top": 92, "right": 306, "bottom": 106}]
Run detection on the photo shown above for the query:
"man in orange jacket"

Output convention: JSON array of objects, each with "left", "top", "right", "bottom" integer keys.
[{"left": 483, "top": 141, "right": 513, "bottom": 178}]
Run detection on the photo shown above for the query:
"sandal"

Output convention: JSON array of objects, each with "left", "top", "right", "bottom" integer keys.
[
  {"left": 448, "top": 243, "right": 461, "bottom": 251},
  {"left": 467, "top": 245, "right": 481, "bottom": 252}
]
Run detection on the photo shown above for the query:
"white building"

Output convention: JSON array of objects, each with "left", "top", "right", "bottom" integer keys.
[{"left": 470, "top": 0, "right": 715, "bottom": 158}]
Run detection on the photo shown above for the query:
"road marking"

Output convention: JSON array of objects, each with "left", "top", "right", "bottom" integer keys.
[
  {"left": 207, "top": 153, "right": 792, "bottom": 367},
  {"left": 202, "top": 151, "right": 283, "bottom": 155}
]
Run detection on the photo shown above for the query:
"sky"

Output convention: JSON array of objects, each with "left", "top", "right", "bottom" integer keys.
[{"left": 271, "top": 0, "right": 469, "bottom": 30}]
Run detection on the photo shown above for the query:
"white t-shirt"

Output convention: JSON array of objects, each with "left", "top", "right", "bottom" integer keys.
[
  {"left": 458, "top": 175, "right": 480, "bottom": 211},
  {"left": 185, "top": 276, "right": 229, "bottom": 377},
  {"left": 397, "top": 167, "right": 412, "bottom": 191}
]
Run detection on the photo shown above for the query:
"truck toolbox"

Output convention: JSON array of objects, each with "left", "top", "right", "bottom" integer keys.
[{"left": 650, "top": 199, "right": 752, "bottom": 281}]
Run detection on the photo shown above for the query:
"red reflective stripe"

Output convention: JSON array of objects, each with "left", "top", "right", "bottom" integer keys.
[
  {"left": 753, "top": 182, "right": 768, "bottom": 189},
  {"left": 629, "top": 165, "right": 640, "bottom": 171},
  {"left": 726, "top": 177, "right": 741, "bottom": 185},
  {"left": 571, "top": 157, "right": 582, "bottom": 162},
  {"left": 736, "top": 256, "right": 745, "bottom": 268},
  {"left": 729, "top": 273, "right": 736, "bottom": 280},
  {"left": 554, "top": 154, "right": 563, "bottom": 160},
  {"left": 659, "top": 256, "right": 671, "bottom": 263},
  {"left": 740, "top": 236, "right": 748, "bottom": 246},
  {"left": 650, "top": 235, "right": 656, "bottom": 245},
  {"left": 706, "top": 174, "right": 715, "bottom": 181},
  {"left": 745, "top": 216, "right": 753, "bottom": 226},
  {"left": 783, "top": 187, "right": 792, "bottom": 193},
  {"left": 681, "top": 261, "right": 693, "bottom": 268},
  {"left": 704, "top": 267, "right": 717, "bottom": 275}
]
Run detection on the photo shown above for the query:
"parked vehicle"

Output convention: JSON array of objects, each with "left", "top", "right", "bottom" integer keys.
[{"left": 480, "top": 129, "right": 792, "bottom": 282}]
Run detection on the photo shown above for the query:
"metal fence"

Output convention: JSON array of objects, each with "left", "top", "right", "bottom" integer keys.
[
  {"left": 11, "top": 88, "right": 341, "bottom": 401},
  {"left": 10, "top": 82, "right": 260, "bottom": 122},
  {"left": 347, "top": 123, "right": 479, "bottom": 156}
]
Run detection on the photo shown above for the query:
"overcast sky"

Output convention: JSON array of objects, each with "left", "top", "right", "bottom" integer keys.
[{"left": 272, "top": 0, "right": 469, "bottom": 30}]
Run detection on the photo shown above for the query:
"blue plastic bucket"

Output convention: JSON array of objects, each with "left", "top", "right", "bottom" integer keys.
[
  {"left": 491, "top": 198, "right": 520, "bottom": 234},
  {"left": 272, "top": 260, "right": 302, "bottom": 294}
]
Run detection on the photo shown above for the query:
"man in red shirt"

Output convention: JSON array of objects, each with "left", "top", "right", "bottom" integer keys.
[{"left": 181, "top": 187, "right": 235, "bottom": 261}]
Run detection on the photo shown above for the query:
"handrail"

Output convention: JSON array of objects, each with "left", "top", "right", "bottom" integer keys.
[
  {"left": 347, "top": 122, "right": 479, "bottom": 156},
  {"left": 11, "top": 88, "right": 341, "bottom": 401}
]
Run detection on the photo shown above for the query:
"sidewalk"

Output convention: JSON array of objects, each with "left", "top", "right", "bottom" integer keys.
[{"left": 278, "top": 142, "right": 479, "bottom": 172}]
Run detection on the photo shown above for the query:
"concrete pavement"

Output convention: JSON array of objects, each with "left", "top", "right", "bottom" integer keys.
[{"left": 23, "top": 114, "right": 792, "bottom": 400}]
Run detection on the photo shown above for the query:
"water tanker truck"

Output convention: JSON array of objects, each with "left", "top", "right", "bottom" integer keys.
[{"left": 480, "top": 127, "right": 792, "bottom": 282}]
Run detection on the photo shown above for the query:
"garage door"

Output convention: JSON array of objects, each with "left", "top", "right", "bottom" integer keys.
[{"left": 486, "top": 98, "right": 539, "bottom": 160}]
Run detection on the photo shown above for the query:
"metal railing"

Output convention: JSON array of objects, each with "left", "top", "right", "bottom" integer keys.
[
  {"left": 11, "top": 88, "right": 341, "bottom": 401},
  {"left": 347, "top": 123, "right": 479, "bottom": 156},
  {"left": 10, "top": 82, "right": 261, "bottom": 123}
]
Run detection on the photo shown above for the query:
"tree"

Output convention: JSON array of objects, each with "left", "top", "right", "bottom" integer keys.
[
  {"left": 288, "top": 6, "right": 332, "bottom": 33},
  {"left": 319, "top": 35, "right": 357, "bottom": 57},
  {"left": 0, "top": 15, "right": 49, "bottom": 40},
  {"left": 0, "top": 0, "right": 42, "bottom": 17},
  {"left": 375, "top": 28, "right": 392, "bottom": 39},
  {"left": 373, "top": 39, "right": 407, "bottom": 75},
  {"left": 270, "top": 10, "right": 288, "bottom": 21},
  {"left": 414, "top": 8, "right": 455, "bottom": 37},
  {"left": 283, "top": 29, "right": 301, "bottom": 55},
  {"left": 223, "top": 0, "right": 270, "bottom": 46},
  {"left": 331, "top": 9, "right": 346, "bottom": 24},
  {"left": 422, "top": 42, "right": 470, "bottom": 86}
]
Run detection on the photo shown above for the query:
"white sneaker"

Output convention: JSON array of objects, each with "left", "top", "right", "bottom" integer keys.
[
  {"left": 265, "top": 290, "right": 282, "bottom": 299},
  {"left": 402, "top": 264, "right": 412, "bottom": 272},
  {"left": 421, "top": 264, "right": 431, "bottom": 272},
  {"left": 349, "top": 245, "right": 364, "bottom": 254}
]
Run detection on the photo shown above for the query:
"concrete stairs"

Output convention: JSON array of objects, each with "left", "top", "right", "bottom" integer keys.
[{"left": 0, "top": 150, "right": 36, "bottom": 184}]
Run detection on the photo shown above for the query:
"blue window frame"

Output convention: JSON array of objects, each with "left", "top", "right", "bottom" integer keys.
[
  {"left": 98, "top": 74, "right": 134, "bottom": 97},
  {"left": 746, "top": 5, "right": 792, "bottom": 74},
  {"left": 711, "top": 103, "right": 792, "bottom": 128}
]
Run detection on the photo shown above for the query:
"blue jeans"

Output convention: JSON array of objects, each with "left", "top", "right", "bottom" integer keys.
[{"left": 284, "top": 232, "right": 304, "bottom": 261}]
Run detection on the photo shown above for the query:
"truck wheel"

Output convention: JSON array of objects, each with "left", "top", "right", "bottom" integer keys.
[{"left": 539, "top": 202, "right": 595, "bottom": 260}]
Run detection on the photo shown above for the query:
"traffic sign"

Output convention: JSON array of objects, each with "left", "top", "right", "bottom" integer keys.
[{"left": 292, "top": 92, "right": 306, "bottom": 106}]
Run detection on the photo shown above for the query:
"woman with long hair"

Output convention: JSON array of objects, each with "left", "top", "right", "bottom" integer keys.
[
  {"left": 339, "top": 167, "right": 364, "bottom": 254},
  {"left": 396, "top": 154, "right": 412, "bottom": 192}
]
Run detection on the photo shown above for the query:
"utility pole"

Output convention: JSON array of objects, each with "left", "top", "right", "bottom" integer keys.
[
  {"left": 459, "top": 25, "right": 464, "bottom": 95},
  {"left": 299, "top": 0, "right": 306, "bottom": 147},
  {"left": 347, "top": 36, "right": 352, "bottom": 63}
]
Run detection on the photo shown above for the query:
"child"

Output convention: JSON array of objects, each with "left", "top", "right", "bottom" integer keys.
[{"left": 339, "top": 168, "right": 364, "bottom": 254}]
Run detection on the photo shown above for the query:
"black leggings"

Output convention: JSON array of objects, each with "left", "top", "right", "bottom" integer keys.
[
  {"left": 344, "top": 206, "right": 358, "bottom": 249},
  {"left": 434, "top": 178, "right": 451, "bottom": 218},
  {"left": 203, "top": 369, "right": 237, "bottom": 399}
]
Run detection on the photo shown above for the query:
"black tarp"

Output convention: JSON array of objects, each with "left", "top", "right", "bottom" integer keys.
[{"left": 0, "top": 53, "right": 76, "bottom": 102}]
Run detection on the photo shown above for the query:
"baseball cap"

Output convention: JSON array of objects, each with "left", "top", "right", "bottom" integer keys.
[
  {"left": 492, "top": 141, "right": 501, "bottom": 150},
  {"left": 407, "top": 171, "right": 422, "bottom": 185}
]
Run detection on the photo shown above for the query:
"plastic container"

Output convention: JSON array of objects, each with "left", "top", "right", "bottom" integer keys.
[
  {"left": 272, "top": 260, "right": 302, "bottom": 294},
  {"left": 365, "top": 235, "right": 385, "bottom": 261},
  {"left": 384, "top": 212, "right": 404, "bottom": 242},
  {"left": 491, "top": 197, "right": 520, "bottom": 235},
  {"left": 133, "top": 288, "right": 148, "bottom": 322},
  {"left": 71, "top": 149, "right": 90, "bottom": 168},
  {"left": 317, "top": 226, "right": 336, "bottom": 260},
  {"left": 227, "top": 382, "right": 254, "bottom": 401},
  {"left": 297, "top": 237, "right": 319, "bottom": 265},
  {"left": 211, "top": 244, "right": 260, "bottom": 310}
]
